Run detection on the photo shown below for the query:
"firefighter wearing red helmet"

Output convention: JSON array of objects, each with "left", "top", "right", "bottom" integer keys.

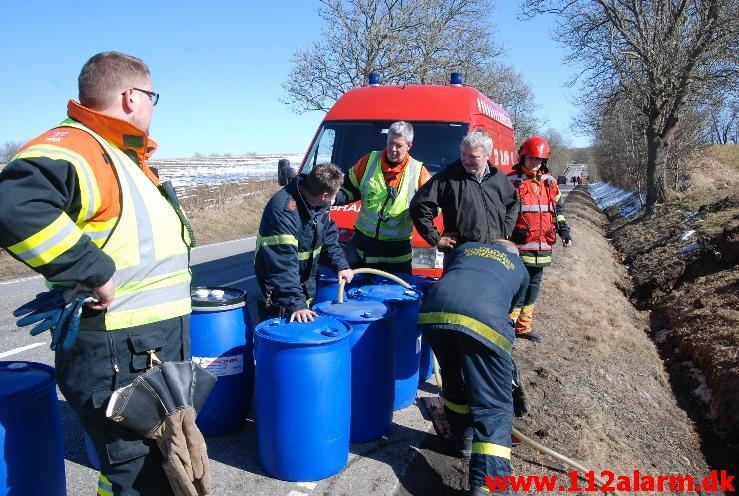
[{"left": 506, "top": 136, "right": 572, "bottom": 342}]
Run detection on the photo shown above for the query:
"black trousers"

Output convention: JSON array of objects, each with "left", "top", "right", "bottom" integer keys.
[
  {"left": 55, "top": 316, "right": 191, "bottom": 496},
  {"left": 344, "top": 230, "right": 413, "bottom": 274},
  {"left": 423, "top": 328, "right": 513, "bottom": 492}
]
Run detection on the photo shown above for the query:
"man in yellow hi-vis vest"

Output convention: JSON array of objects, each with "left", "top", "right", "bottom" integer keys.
[
  {"left": 0, "top": 52, "right": 195, "bottom": 496},
  {"left": 335, "top": 121, "right": 431, "bottom": 273}
]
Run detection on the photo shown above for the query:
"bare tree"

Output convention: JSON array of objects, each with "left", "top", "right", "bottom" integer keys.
[
  {"left": 282, "top": 0, "right": 505, "bottom": 113},
  {"left": 0, "top": 141, "right": 23, "bottom": 164},
  {"left": 523, "top": 0, "right": 739, "bottom": 210},
  {"left": 465, "top": 62, "right": 541, "bottom": 143}
]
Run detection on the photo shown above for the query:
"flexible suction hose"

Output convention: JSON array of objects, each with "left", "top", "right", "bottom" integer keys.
[
  {"left": 431, "top": 359, "right": 613, "bottom": 493},
  {"left": 336, "top": 268, "right": 412, "bottom": 303}
]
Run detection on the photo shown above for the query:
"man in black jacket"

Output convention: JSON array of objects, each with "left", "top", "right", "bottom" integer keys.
[
  {"left": 409, "top": 130, "right": 519, "bottom": 254},
  {"left": 255, "top": 163, "right": 353, "bottom": 322}
]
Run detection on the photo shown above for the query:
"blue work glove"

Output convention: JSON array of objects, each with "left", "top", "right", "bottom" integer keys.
[{"left": 14, "top": 288, "right": 95, "bottom": 351}]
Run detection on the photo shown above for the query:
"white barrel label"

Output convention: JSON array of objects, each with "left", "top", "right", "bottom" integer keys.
[{"left": 193, "top": 355, "right": 244, "bottom": 376}]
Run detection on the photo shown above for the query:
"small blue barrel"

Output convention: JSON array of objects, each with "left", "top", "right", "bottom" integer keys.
[
  {"left": 349, "top": 285, "right": 422, "bottom": 410},
  {"left": 255, "top": 316, "right": 352, "bottom": 481},
  {"left": 0, "top": 361, "right": 66, "bottom": 496},
  {"left": 313, "top": 300, "right": 395, "bottom": 442},
  {"left": 372, "top": 274, "right": 437, "bottom": 383},
  {"left": 83, "top": 429, "right": 101, "bottom": 470},
  {"left": 314, "top": 267, "right": 365, "bottom": 304},
  {"left": 191, "top": 287, "right": 253, "bottom": 437}
]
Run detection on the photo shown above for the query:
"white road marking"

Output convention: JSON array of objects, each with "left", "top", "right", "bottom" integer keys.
[
  {"left": 296, "top": 482, "right": 318, "bottom": 489},
  {"left": 223, "top": 275, "right": 256, "bottom": 286},
  {"left": 0, "top": 342, "right": 46, "bottom": 359},
  {"left": 0, "top": 274, "right": 43, "bottom": 285},
  {"left": 287, "top": 491, "right": 310, "bottom": 496}
]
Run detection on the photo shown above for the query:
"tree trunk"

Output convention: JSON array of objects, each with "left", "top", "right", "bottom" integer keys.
[{"left": 645, "top": 124, "right": 668, "bottom": 210}]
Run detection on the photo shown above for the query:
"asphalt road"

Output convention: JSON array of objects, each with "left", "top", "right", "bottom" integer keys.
[
  {"left": 1, "top": 179, "right": 582, "bottom": 495},
  {"left": 1, "top": 237, "right": 433, "bottom": 496}
]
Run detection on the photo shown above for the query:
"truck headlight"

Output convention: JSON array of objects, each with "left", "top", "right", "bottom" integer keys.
[{"left": 412, "top": 247, "right": 443, "bottom": 269}]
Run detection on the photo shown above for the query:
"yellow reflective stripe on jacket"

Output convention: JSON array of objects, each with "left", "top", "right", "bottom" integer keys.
[
  {"left": 554, "top": 192, "right": 562, "bottom": 202},
  {"left": 17, "top": 143, "right": 101, "bottom": 223},
  {"left": 443, "top": 398, "right": 470, "bottom": 414},
  {"left": 418, "top": 312, "right": 512, "bottom": 355},
  {"left": 297, "top": 246, "right": 322, "bottom": 261},
  {"left": 97, "top": 473, "right": 114, "bottom": 496},
  {"left": 356, "top": 248, "right": 412, "bottom": 264},
  {"left": 259, "top": 233, "right": 299, "bottom": 247},
  {"left": 8, "top": 212, "right": 82, "bottom": 268},
  {"left": 81, "top": 218, "right": 118, "bottom": 247},
  {"left": 472, "top": 442, "right": 511, "bottom": 460}
]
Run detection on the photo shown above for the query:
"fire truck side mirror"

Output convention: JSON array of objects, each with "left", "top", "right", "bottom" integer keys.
[{"left": 277, "top": 159, "right": 295, "bottom": 186}]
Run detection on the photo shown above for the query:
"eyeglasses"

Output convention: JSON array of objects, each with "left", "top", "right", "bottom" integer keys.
[{"left": 130, "top": 88, "right": 159, "bottom": 106}]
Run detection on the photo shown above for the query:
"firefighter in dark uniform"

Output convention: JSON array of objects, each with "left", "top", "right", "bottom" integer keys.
[
  {"left": 255, "top": 163, "right": 353, "bottom": 323},
  {"left": 418, "top": 240, "right": 529, "bottom": 496}
]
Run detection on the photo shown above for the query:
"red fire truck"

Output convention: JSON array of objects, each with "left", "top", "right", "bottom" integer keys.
[{"left": 281, "top": 74, "right": 516, "bottom": 277}]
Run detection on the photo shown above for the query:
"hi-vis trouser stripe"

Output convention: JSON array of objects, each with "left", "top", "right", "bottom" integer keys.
[
  {"left": 443, "top": 398, "right": 470, "bottom": 414},
  {"left": 472, "top": 442, "right": 511, "bottom": 460},
  {"left": 520, "top": 254, "right": 552, "bottom": 265},
  {"left": 8, "top": 212, "right": 83, "bottom": 267},
  {"left": 97, "top": 473, "right": 113, "bottom": 496},
  {"left": 556, "top": 214, "right": 566, "bottom": 222},
  {"left": 418, "top": 312, "right": 512, "bottom": 356},
  {"left": 356, "top": 247, "right": 412, "bottom": 264}
]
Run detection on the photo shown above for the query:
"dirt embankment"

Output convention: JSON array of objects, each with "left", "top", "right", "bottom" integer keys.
[
  {"left": 405, "top": 187, "right": 718, "bottom": 495},
  {"left": 606, "top": 151, "right": 738, "bottom": 477}
]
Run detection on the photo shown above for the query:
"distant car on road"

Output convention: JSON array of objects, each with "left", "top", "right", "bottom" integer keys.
[{"left": 557, "top": 175, "right": 567, "bottom": 185}]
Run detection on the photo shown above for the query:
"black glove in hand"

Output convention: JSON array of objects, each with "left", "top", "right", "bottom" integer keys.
[{"left": 14, "top": 287, "right": 95, "bottom": 351}]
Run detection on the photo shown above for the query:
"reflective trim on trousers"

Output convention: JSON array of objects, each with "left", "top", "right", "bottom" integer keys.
[
  {"left": 444, "top": 397, "right": 471, "bottom": 414},
  {"left": 472, "top": 441, "right": 511, "bottom": 460}
]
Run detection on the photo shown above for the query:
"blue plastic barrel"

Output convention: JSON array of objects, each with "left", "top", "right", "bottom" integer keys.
[
  {"left": 348, "top": 285, "right": 422, "bottom": 410},
  {"left": 313, "top": 300, "right": 395, "bottom": 442},
  {"left": 255, "top": 316, "right": 352, "bottom": 481},
  {"left": 0, "top": 361, "right": 66, "bottom": 496},
  {"left": 191, "top": 287, "right": 253, "bottom": 437},
  {"left": 83, "top": 429, "right": 101, "bottom": 470},
  {"left": 372, "top": 274, "right": 437, "bottom": 383},
  {"left": 314, "top": 267, "right": 365, "bottom": 304}
]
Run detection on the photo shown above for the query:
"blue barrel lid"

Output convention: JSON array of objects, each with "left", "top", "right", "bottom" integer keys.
[
  {"left": 372, "top": 273, "right": 436, "bottom": 293},
  {"left": 313, "top": 299, "right": 394, "bottom": 323},
  {"left": 0, "top": 361, "right": 56, "bottom": 402},
  {"left": 191, "top": 287, "right": 246, "bottom": 310},
  {"left": 254, "top": 316, "right": 351, "bottom": 345},
  {"left": 348, "top": 284, "right": 421, "bottom": 302}
]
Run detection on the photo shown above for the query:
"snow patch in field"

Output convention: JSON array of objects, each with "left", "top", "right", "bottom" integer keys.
[{"left": 150, "top": 153, "right": 304, "bottom": 189}]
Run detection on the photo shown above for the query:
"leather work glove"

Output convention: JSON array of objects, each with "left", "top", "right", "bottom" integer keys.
[
  {"left": 512, "top": 360, "right": 530, "bottom": 417},
  {"left": 149, "top": 407, "right": 211, "bottom": 496},
  {"left": 106, "top": 361, "right": 217, "bottom": 496},
  {"left": 13, "top": 286, "right": 95, "bottom": 351}
]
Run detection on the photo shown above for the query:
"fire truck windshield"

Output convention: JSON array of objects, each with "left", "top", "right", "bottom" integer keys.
[{"left": 302, "top": 121, "right": 468, "bottom": 175}]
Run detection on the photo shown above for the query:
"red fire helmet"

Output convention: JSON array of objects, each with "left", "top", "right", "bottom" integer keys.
[{"left": 518, "top": 136, "right": 550, "bottom": 161}]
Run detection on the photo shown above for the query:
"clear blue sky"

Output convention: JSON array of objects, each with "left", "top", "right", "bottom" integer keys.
[{"left": 1, "top": 0, "right": 587, "bottom": 158}]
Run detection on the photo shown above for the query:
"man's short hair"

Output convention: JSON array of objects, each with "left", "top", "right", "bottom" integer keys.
[
  {"left": 388, "top": 121, "right": 414, "bottom": 144},
  {"left": 302, "top": 163, "right": 344, "bottom": 196},
  {"left": 78, "top": 52, "right": 151, "bottom": 110},
  {"left": 461, "top": 129, "right": 493, "bottom": 157}
]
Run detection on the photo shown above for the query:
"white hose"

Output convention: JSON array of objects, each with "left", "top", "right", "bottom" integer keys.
[{"left": 336, "top": 267, "right": 411, "bottom": 303}]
